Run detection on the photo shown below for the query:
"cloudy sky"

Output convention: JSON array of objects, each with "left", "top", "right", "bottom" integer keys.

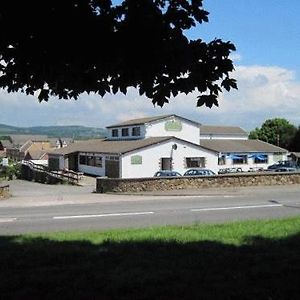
[{"left": 1, "top": 0, "right": 300, "bottom": 131}]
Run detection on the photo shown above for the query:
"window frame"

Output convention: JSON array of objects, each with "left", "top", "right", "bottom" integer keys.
[
  {"left": 132, "top": 126, "right": 141, "bottom": 137},
  {"left": 186, "top": 157, "right": 206, "bottom": 168},
  {"left": 232, "top": 155, "right": 248, "bottom": 165},
  {"left": 121, "top": 128, "right": 129, "bottom": 137},
  {"left": 254, "top": 154, "right": 268, "bottom": 164},
  {"left": 112, "top": 129, "right": 119, "bottom": 137}
]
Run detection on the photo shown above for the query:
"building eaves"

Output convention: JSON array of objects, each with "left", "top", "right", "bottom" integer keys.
[
  {"left": 200, "top": 125, "right": 248, "bottom": 136},
  {"left": 48, "top": 137, "right": 174, "bottom": 156},
  {"left": 200, "top": 139, "right": 288, "bottom": 153},
  {"left": 106, "top": 114, "right": 200, "bottom": 128}
]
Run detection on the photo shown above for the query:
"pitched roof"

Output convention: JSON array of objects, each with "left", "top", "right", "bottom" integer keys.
[
  {"left": 200, "top": 139, "right": 288, "bottom": 153},
  {"left": 200, "top": 125, "right": 248, "bottom": 136},
  {"left": 106, "top": 114, "right": 200, "bottom": 128},
  {"left": 48, "top": 137, "right": 175, "bottom": 155},
  {"left": 0, "top": 139, "right": 13, "bottom": 148},
  {"left": 25, "top": 149, "right": 48, "bottom": 160},
  {"left": 9, "top": 134, "right": 49, "bottom": 147}
]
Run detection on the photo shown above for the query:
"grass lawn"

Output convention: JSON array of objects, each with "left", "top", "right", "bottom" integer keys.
[{"left": 1, "top": 217, "right": 300, "bottom": 299}]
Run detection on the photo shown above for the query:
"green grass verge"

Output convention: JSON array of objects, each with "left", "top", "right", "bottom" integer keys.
[{"left": 1, "top": 217, "right": 300, "bottom": 299}]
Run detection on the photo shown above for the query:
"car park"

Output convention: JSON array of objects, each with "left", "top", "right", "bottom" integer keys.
[
  {"left": 154, "top": 170, "right": 182, "bottom": 177},
  {"left": 184, "top": 168, "right": 215, "bottom": 176}
]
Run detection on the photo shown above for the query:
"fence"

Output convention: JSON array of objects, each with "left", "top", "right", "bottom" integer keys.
[{"left": 21, "top": 160, "right": 83, "bottom": 184}]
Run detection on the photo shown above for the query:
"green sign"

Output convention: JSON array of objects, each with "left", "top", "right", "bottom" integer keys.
[
  {"left": 165, "top": 120, "right": 182, "bottom": 132},
  {"left": 131, "top": 155, "right": 142, "bottom": 165}
]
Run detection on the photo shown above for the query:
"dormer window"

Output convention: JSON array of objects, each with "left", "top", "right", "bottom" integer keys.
[
  {"left": 122, "top": 128, "right": 129, "bottom": 137},
  {"left": 112, "top": 129, "right": 119, "bottom": 137},
  {"left": 132, "top": 127, "right": 141, "bottom": 136}
]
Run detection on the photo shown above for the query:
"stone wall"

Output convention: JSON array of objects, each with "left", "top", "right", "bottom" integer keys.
[
  {"left": 96, "top": 172, "right": 300, "bottom": 193},
  {"left": 0, "top": 184, "right": 9, "bottom": 198}
]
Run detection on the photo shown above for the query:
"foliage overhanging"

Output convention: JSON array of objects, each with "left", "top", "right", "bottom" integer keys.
[{"left": 0, "top": 0, "right": 237, "bottom": 107}]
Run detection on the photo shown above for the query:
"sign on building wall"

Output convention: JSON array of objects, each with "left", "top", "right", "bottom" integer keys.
[
  {"left": 164, "top": 120, "right": 182, "bottom": 131},
  {"left": 131, "top": 155, "right": 143, "bottom": 165}
]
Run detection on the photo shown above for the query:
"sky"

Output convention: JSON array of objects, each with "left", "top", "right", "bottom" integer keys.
[{"left": 1, "top": 0, "right": 300, "bottom": 131}]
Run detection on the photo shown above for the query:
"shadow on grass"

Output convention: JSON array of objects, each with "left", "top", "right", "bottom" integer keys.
[{"left": 1, "top": 233, "right": 300, "bottom": 299}]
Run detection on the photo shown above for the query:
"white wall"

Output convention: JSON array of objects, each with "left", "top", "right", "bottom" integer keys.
[
  {"left": 145, "top": 116, "right": 200, "bottom": 144},
  {"left": 78, "top": 164, "right": 105, "bottom": 176},
  {"left": 121, "top": 139, "right": 218, "bottom": 178}
]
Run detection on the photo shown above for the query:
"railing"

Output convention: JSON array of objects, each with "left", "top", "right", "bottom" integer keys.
[
  {"left": 0, "top": 184, "right": 9, "bottom": 191},
  {"left": 22, "top": 160, "right": 83, "bottom": 184}
]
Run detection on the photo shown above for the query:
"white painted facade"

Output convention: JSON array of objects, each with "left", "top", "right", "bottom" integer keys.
[
  {"left": 107, "top": 115, "right": 199, "bottom": 144},
  {"left": 144, "top": 116, "right": 199, "bottom": 144},
  {"left": 121, "top": 139, "right": 218, "bottom": 178}
]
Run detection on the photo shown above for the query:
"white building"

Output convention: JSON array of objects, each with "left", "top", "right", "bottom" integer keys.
[{"left": 48, "top": 114, "right": 288, "bottom": 178}]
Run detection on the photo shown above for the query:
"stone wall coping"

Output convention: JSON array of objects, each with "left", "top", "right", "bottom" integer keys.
[{"left": 97, "top": 171, "right": 300, "bottom": 182}]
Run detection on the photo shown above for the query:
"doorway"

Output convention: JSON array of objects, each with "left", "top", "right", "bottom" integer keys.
[{"left": 161, "top": 157, "right": 172, "bottom": 170}]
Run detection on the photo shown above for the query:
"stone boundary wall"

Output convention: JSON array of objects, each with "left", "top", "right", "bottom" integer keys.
[{"left": 96, "top": 172, "right": 300, "bottom": 193}]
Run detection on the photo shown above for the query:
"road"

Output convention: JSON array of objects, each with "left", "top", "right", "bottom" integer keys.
[{"left": 0, "top": 180, "right": 300, "bottom": 234}]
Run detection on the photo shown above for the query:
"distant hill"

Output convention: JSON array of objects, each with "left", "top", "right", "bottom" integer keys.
[{"left": 0, "top": 123, "right": 107, "bottom": 139}]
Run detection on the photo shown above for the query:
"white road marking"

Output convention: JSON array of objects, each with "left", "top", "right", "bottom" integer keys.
[
  {"left": 171, "top": 195, "right": 238, "bottom": 198},
  {"left": 53, "top": 211, "right": 154, "bottom": 220},
  {"left": 0, "top": 218, "right": 17, "bottom": 223},
  {"left": 191, "top": 204, "right": 283, "bottom": 212}
]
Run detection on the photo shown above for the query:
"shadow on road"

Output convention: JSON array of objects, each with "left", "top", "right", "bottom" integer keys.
[{"left": 1, "top": 233, "right": 300, "bottom": 299}]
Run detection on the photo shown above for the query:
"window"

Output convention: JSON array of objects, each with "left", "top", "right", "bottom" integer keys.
[
  {"left": 87, "top": 155, "right": 95, "bottom": 166},
  {"left": 254, "top": 154, "right": 268, "bottom": 164},
  {"left": 186, "top": 157, "right": 206, "bottom": 168},
  {"left": 122, "top": 128, "right": 129, "bottom": 137},
  {"left": 112, "top": 129, "right": 118, "bottom": 137},
  {"left": 232, "top": 155, "right": 248, "bottom": 165},
  {"left": 218, "top": 154, "right": 226, "bottom": 165},
  {"left": 132, "top": 126, "right": 141, "bottom": 136},
  {"left": 95, "top": 156, "right": 102, "bottom": 167},
  {"left": 79, "top": 155, "right": 86, "bottom": 165},
  {"left": 107, "top": 156, "right": 119, "bottom": 161}
]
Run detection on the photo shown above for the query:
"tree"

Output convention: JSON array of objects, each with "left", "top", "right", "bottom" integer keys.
[
  {"left": 249, "top": 118, "right": 297, "bottom": 150},
  {"left": 289, "top": 127, "right": 300, "bottom": 152},
  {"left": 0, "top": 0, "right": 237, "bottom": 107}
]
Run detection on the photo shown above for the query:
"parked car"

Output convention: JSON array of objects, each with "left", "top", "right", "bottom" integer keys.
[
  {"left": 273, "top": 167, "right": 298, "bottom": 172},
  {"left": 184, "top": 168, "right": 215, "bottom": 176},
  {"left": 154, "top": 170, "right": 182, "bottom": 177},
  {"left": 267, "top": 160, "right": 299, "bottom": 172},
  {"left": 218, "top": 167, "right": 243, "bottom": 174}
]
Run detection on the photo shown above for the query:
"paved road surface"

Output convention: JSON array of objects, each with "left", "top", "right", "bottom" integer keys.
[{"left": 0, "top": 180, "right": 300, "bottom": 234}]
